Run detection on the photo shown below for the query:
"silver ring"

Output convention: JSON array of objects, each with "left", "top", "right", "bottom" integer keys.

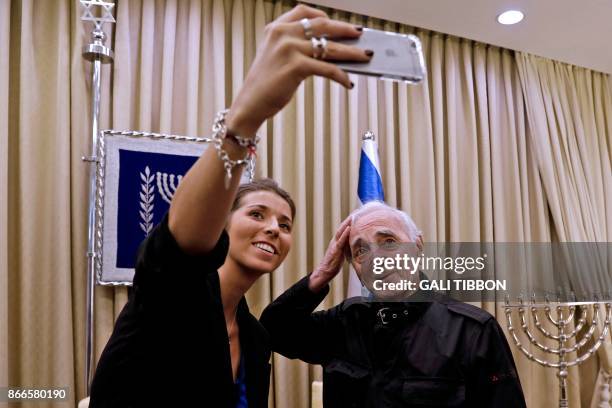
[
  {"left": 311, "top": 36, "right": 328, "bottom": 60},
  {"left": 319, "top": 36, "right": 328, "bottom": 59},
  {"left": 300, "top": 18, "right": 314, "bottom": 39}
]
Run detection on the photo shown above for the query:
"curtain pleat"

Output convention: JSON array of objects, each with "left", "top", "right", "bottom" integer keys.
[
  {"left": 158, "top": 0, "right": 177, "bottom": 132},
  {"left": 0, "top": 0, "right": 10, "bottom": 400}
]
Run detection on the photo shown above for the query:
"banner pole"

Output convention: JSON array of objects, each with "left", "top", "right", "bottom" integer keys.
[{"left": 80, "top": 0, "right": 115, "bottom": 396}]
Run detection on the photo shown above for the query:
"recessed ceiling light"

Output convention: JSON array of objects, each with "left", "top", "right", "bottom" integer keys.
[{"left": 497, "top": 10, "right": 524, "bottom": 25}]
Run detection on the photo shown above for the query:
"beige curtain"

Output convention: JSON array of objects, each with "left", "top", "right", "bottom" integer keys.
[
  {"left": 516, "top": 52, "right": 612, "bottom": 408},
  {"left": 0, "top": 0, "right": 106, "bottom": 407},
  {"left": 1, "top": 0, "right": 610, "bottom": 407},
  {"left": 0, "top": 0, "right": 10, "bottom": 402},
  {"left": 105, "top": 4, "right": 611, "bottom": 406},
  {"left": 516, "top": 54, "right": 611, "bottom": 244}
]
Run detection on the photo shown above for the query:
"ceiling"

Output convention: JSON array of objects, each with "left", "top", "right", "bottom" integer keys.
[{"left": 308, "top": 0, "right": 612, "bottom": 74}]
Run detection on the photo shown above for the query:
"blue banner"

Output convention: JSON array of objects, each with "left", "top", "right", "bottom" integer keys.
[{"left": 115, "top": 149, "right": 198, "bottom": 268}]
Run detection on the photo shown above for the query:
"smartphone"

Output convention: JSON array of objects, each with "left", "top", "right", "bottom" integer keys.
[{"left": 334, "top": 28, "right": 426, "bottom": 84}]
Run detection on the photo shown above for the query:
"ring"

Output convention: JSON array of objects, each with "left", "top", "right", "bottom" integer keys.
[
  {"left": 319, "top": 36, "right": 328, "bottom": 59},
  {"left": 300, "top": 18, "right": 314, "bottom": 39},
  {"left": 311, "top": 36, "right": 328, "bottom": 60}
]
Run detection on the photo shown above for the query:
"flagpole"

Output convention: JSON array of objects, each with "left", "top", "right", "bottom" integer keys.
[{"left": 80, "top": 0, "right": 115, "bottom": 395}]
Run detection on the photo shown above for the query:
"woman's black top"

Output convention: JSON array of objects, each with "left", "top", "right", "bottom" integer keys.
[{"left": 89, "top": 216, "right": 271, "bottom": 408}]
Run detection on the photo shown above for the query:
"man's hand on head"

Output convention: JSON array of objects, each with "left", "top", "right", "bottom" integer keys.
[{"left": 308, "top": 216, "right": 352, "bottom": 293}]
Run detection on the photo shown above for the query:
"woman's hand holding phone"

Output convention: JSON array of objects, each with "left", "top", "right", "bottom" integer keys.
[
  {"left": 226, "top": 4, "right": 372, "bottom": 138},
  {"left": 170, "top": 5, "right": 371, "bottom": 254}
]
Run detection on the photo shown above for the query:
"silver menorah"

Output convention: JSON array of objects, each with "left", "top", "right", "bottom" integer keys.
[{"left": 505, "top": 295, "right": 612, "bottom": 408}]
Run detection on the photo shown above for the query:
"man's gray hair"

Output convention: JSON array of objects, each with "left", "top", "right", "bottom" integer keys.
[
  {"left": 344, "top": 201, "right": 422, "bottom": 262},
  {"left": 349, "top": 201, "right": 421, "bottom": 242}
]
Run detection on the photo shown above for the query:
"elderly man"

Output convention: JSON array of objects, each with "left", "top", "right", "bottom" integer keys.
[{"left": 260, "top": 201, "right": 527, "bottom": 408}]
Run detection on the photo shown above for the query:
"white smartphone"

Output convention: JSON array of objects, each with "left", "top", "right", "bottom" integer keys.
[{"left": 334, "top": 28, "right": 426, "bottom": 84}]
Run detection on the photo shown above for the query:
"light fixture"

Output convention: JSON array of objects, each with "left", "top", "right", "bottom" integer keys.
[{"left": 497, "top": 10, "right": 524, "bottom": 25}]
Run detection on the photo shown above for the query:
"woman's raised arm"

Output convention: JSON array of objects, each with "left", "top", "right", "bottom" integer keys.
[{"left": 169, "top": 4, "right": 371, "bottom": 254}]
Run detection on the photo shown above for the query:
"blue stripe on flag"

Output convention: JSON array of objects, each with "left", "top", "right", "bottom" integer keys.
[{"left": 358, "top": 148, "right": 384, "bottom": 203}]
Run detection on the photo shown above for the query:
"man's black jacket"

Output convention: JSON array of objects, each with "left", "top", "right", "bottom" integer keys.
[{"left": 260, "top": 276, "right": 527, "bottom": 408}]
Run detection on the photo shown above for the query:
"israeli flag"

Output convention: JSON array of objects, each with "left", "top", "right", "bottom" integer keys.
[
  {"left": 357, "top": 132, "right": 385, "bottom": 204},
  {"left": 347, "top": 131, "right": 385, "bottom": 297}
]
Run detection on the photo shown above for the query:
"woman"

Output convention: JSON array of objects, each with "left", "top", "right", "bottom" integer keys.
[{"left": 89, "top": 4, "right": 372, "bottom": 407}]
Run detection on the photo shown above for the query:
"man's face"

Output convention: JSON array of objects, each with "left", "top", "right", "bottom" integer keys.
[{"left": 349, "top": 208, "right": 418, "bottom": 299}]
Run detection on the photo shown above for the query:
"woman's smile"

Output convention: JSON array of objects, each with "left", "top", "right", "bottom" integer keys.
[{"left": 252, "top": 241, "right": 278, "bottom": 255}]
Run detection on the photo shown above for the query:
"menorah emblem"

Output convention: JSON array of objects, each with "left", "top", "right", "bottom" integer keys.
[
  {"left": 156, "top": 171, "right": 183, "bottom": 205},
  {"left": 505, "top": 295, "right": 612, "bottom": 407}
]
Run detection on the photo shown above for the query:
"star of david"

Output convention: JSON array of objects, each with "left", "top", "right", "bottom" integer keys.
[{"left": 80, "top": 0, "right": 116, "bottom": 31}]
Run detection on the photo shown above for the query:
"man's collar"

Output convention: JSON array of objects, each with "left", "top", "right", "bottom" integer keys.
[
  {"left": 343, "top": 271, "right": 435, "bottom": 324},
  {"left": 343, "top": 292, "right": 433, "bottom": 323}
]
